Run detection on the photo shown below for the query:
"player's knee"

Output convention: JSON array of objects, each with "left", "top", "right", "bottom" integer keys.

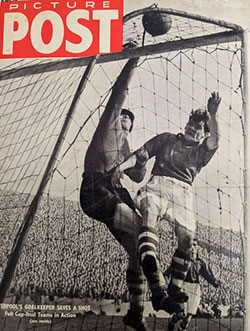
[
  {"left": 140, "top": 197, "right": 158, "bottom": 228},
  {"left": 113, "top": 203, "right": 141, "bottom": 235},
  {"left": 176, "top": 225, "right": 194, "bottom": 250},
  {"left": 178, "top": 238, "right": 192, "bottom": 251},
  {"left": 182, "top": 236, "right": 193, "bottom": 250}
]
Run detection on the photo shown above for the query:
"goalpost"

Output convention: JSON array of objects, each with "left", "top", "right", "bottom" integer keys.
[{"left": 0, "top": 5, "right": 249, "bottom": 330}]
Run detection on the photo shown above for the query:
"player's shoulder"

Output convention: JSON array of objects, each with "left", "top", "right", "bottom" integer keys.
[
  {"left": 156, "top": 131, "right": 176, "bottom": 141},
  {"left": 145, "top": 132, "right": 176, "bottom": 150}
]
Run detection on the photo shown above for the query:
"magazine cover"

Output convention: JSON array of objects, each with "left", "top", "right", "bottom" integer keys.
[{"left": 0, "top": 0, "right": 249, "bottom": 330}]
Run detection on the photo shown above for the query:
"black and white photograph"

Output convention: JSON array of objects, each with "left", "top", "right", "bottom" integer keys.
[{"left": 0, "top": 0, "right": 249, "bottom": 330}]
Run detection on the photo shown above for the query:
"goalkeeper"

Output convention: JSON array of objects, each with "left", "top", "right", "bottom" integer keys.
[{"left": 80, "top": 57, "right": 181, "bottom": 331}]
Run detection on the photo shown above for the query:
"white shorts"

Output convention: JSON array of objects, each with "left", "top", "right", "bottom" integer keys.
[
  {"left": 183, "top": 282, "right": 200, "bottom": 315},
  {"left": 135, "top": 175, "right": 196, "bottom": 233}
]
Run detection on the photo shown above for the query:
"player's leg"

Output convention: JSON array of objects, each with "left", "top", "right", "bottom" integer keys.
[
  {"left": 138, "top": 196, "right": 163, "bottom": 286},
  {"left": 112, "top": 203, "right": 148, "bottom": 331},
  {"left": 137, "top": 196, "right": 183, "bottom": 315},
  {"left": 168, "top": 224, "right": 194, "bottom": 303},
  {"left": 139, "top": 196, "right": 159, "bottom": 259},
  {"left": 113, "top": 203, "right": 145, "bottom": 311},
  {"left": 113, "top": 202, "right": 141, "bottom": 236},
  {"left": 80, "top": 173, "right": 120, "bottom": 223},
  {"left": 168, "top": 313, "right": 183, "bottom": 331},
  {"left": 167, "top": 181, "right": 196, "bottom": 303},
  {"left": 122, "top": 267, "right": 148, "bottom": 331},
  {"left": 178, "top": 314, "right": 193, "bottom": 331},
  {"left": 134, "top": 177, "right": 168, "bottom": 286},
  {"left": 80, "top": 175, "right": 147, "bottom": 324}
]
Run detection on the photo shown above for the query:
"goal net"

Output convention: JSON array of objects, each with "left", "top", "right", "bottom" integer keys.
[{"left": 0, "top": 5, "right": 246, "bottom": 331}]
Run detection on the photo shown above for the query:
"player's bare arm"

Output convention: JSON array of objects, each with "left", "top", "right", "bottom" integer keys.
[
  {"left": 102, "top": 57, "right": 139, "bottom": 124},
  {"left": 206, "top": 92, "right": 221, "bottom": 150}
]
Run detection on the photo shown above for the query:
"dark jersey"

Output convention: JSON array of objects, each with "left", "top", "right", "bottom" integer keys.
[
  {"left": 84, "top": 101, "right": 129, "bottom": 173},
  {"left": 185, "top": 257, "right": 218, "bottom": 285},
  {"left": 165, "top": 257, "right": 218, "bottom": 286},
  {"left": 143, "top": 132, "right": 217, "bottom": 185},
  {"left": 81, "top": 58, "right": 145, "bottom": 224}
]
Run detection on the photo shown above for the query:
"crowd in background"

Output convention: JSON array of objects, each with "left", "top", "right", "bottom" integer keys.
[{"left": 0, "top": 192, "right": 244, "bottom": 316}]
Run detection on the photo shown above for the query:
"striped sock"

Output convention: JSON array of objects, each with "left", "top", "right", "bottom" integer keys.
[
  {"left": 168, "top": 248, "right": 191, "bottom": 300},
  {"left": 138, "top": 226, "right": 159, "bottom": 264},
  {"left": 147, "top": 262, "right": 167, "bottom": 295},
  {"left": 126, "top": 268, "right": 146, "bottom": 309},
  {"left": 138, "top": 227, "right": 167, "bottom": 294}
]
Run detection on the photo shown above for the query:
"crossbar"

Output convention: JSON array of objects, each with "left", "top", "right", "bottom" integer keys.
[{"left": 0, "top": 30, "right": 243, "bottom": 80}]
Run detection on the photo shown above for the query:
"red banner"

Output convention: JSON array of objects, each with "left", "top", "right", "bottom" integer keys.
[{"left": 0, "top": 0, "right": 123, "bottom": 58}]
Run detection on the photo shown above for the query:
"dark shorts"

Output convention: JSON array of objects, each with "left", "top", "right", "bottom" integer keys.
[{"left": 80, "top": 172, "right": 136, "bottom": 228}]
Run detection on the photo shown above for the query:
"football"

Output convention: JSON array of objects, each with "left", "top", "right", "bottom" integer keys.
[{"left": 142, "top": 11, "right": 172, "bottom": 36}]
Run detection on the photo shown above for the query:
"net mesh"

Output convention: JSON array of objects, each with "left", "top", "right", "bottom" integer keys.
[{"left": 0, "top": 6, "right": 245, "bottom": 331}]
